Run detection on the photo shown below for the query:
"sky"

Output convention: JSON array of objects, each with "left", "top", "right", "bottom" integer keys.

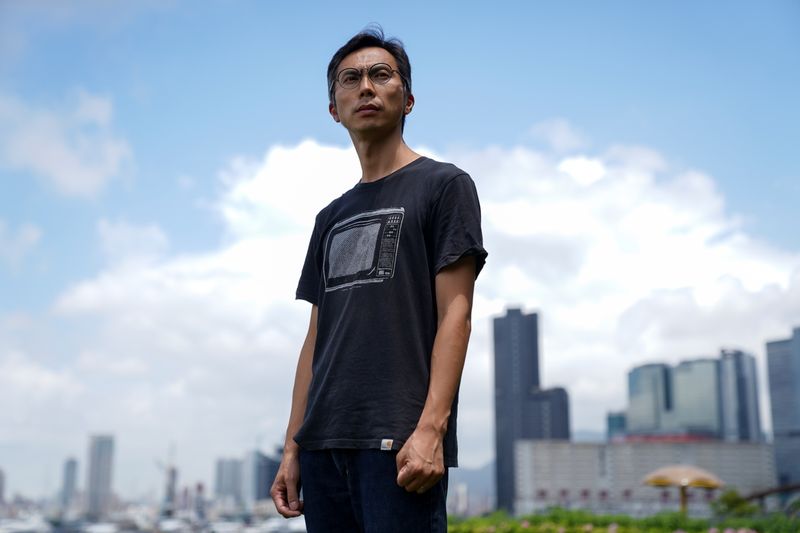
[{"left": 1, "top": 0, "right": 799, "bottom": 500}]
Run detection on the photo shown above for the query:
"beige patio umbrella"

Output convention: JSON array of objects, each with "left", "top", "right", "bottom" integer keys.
[{"left": 643, "top": 464, "right": 724, "bottom": 514}]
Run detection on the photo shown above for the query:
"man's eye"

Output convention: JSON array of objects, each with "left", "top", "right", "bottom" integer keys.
[
  {"left": 340, "top": 70, "right": 360, "bottom": 84},
  {"left": 371, "top": 69, "right": 392, "bottom": 82}
]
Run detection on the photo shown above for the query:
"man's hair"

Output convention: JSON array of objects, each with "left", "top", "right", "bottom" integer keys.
[{"left": 327, "top": 26, "right": 412, "bottom": 128}]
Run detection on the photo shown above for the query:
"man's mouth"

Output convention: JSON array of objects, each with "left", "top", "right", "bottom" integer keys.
[{"left": 357, "top": 104, "right": 380, "bottom": 112}]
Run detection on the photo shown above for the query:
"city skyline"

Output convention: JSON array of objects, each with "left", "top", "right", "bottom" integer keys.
[
  {"left": 0, "top": 321, "right": 796, "bottom": 503},
  {"left": 2, "top": 1, "right": 799, "bottom": 498}
]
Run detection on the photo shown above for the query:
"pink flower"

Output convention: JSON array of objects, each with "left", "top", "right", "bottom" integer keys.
[{"left": 520, "top": 520, "right": 530, "bottom": 528}]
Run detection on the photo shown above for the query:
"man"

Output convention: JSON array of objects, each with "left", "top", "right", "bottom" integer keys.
[{"left": 270, "top": 27, "right": 487, "bottom": 532}]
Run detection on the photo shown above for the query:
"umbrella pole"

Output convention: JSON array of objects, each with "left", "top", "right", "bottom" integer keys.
[{"left": 679, "top": 485, "right": 688, "bottom": 514}]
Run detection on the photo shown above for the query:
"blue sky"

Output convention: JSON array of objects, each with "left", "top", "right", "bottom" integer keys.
[{"left": 1, "top": 0, "right": 799, "bottom": 499}]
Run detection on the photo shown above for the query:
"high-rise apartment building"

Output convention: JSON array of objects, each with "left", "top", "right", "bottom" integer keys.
[
  {"left": 214, "top": 458, "right": 243, "bottom": 507},
  {"left": 61, "top": 457, "right": 78, "bottom": 509},
  {"left": 241, "top": 450, "right": 279, "bottom": 511},
  {"left": 161, "top": 466, "right": 178, "bottom": 517},
  {"left": 493, "top": 308, "right": 569, "bottom": 512},
  {"left": 766, "top": 327, "right": 800, "bottom": 485},
  {"left": 86, "top": 435, "right": 114, "bottom": 520},
  {"left": 720, "top": 349, "right": 762, "bottom": 442}
]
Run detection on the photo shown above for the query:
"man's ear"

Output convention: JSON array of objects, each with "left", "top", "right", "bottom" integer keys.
[
  {"left": 329, "top": 102, "right": 340, "bottom": 123},
  {"left": 404, "top": 93, "right": 414, "bottom": 115}
]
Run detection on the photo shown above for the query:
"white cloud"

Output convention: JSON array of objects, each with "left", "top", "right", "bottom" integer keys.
[
  {"left": 97, "top": 219, "right": 169, "bottom": 266},
  {"left": 219, "top": 139, "right": 360, "bottom": 237},
  {"left": 77, "top": 350, "right": 148, "bottom": 376},
  {"left": 530, "top": 118, "right": 587, "bottom": 153},
  {"left": 74, "top": 89, "right": 113, "bottom": 125},
  {"left": 0, "top": 351, "right": 84, "bottom": 442},
  {"left": 0, "top": 91, "right": 132, "bottom": 197},
  {"left": 0, "top": 219, "right": 41, "bottom": 267},
  {"left": 9, "top": 125, "right": 800, "bottom": 497},
  {"left": 558, "top": 156, "right": 606, "bottom": 186}
]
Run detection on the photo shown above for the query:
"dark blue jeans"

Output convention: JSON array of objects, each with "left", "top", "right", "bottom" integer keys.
[{"left": 299, "top": 448, "right": 448, "bottom": 533}]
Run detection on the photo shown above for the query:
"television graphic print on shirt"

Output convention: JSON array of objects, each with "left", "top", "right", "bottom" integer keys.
[{"left": 323, "top": 207, "right": 405, "bottom": 292}]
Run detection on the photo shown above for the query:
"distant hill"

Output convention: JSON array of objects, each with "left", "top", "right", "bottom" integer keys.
[
  {"left": 573, "top": 429, "right": 605, "bottom": 442},
  {"left": 449, "top": 460, "right": 494, "bottom": 515}
]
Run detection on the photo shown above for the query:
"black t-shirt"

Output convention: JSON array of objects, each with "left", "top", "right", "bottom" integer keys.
[{"left": 294, "top": 156, "right": 487, "bottom": 467}]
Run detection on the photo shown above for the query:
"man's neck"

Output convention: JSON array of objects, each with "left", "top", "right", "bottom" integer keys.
[{"left": 351, "top": 130, "right": 420, "bottom": 183}]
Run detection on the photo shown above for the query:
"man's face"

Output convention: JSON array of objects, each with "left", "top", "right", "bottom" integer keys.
[{"left": 329, "top": 46, "right": 413, "bottom": 136}]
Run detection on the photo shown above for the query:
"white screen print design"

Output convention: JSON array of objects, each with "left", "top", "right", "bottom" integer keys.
[{"left": 323, "top": 208, "right": 405, "bottom": 292}]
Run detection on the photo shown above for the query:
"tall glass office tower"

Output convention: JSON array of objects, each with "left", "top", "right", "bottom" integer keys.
[
  {"left": 719, "top": 349, "right": 762, "bottom": 442},
  {"left": 627, "top": 363, "right": 675, "bottom": 434},
  {"left": 493, "top": 308, "right": 570, "bottom": 512},
  {"left": 673, "top": 358, "right": 722, "bottom": 437},
  {"left": 767, "top": 327, "right": 800, "bottom": 485},
  {"left": 626, "top": 350, "right": 760, "bottom": 441}
]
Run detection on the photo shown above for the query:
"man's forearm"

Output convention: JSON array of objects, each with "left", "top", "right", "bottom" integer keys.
[
  {"left": 417, "top": 257, "right": 476, "bottom": 435},
  {"left": 283, "top": 305, "right": 317, "bottom": 454},
  {"left": 417, "top": 298, "right": 472, "bottom": 434}
]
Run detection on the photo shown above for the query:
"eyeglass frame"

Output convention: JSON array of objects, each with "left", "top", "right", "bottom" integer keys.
[{"left": 330, "top": 62, "right": 406, "bottom": 93}]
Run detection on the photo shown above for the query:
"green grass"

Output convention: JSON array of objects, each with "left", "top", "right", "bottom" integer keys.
[{"left": 447, "top": 508, "right": 798, "bottom": 533}]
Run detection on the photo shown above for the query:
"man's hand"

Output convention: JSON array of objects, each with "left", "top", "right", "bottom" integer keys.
[
  {"left": 395, "top": 425, "right": 445, "bottom": 494},
  {"left": 270, "top": 451, "right": 303, "bottom": 518}
]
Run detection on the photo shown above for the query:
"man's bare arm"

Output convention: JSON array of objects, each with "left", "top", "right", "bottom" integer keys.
[
  {"left": 270, "top": 305, "right": 317, "bottom": 517},
  {"left": 396, "top": 256, "right": 475, "bottom": 493}
]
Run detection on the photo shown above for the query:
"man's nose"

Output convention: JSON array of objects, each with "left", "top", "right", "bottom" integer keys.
[{"left": 358, "top": 72, "right": 376, "bottom": 95}]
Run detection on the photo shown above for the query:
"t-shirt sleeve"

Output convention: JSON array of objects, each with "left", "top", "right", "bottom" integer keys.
[
  {"left": 430, "top": 173, "right": 488, "bottom": 278},
  {"left": 296, "top": 220, "right": 322, "bottom": 304}
]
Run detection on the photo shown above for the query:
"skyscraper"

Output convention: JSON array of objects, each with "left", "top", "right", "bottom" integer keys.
[
  {"left": 0, "top": 467, "right": 5, "bottom": 504},
  {"left": 214, "top": 458, "right": 243, "bottom": 508},
  {"left": 625, "top": 351, "right": 761, "bottom": 442},
  {"left": 62, "top": 457, "right": 78, "bottom": 509},
  {"left": 626, "top": 363, "right": 675, "bottom": 434},
  {"left": 606, "top": 411, "right": 627, "bottom": 441},
  {"left": 241, "top": 450, "right": 279, "bottom": 511},
  {"left": 767, "top": 327, "right": 800, "bottom": 485},
  {"left": 86, "top": 435, "right": 114, "bottom": 520},
  {"left": 161, "top": 466, "right": 178, "bottom": 517},
  {"left": 673, "top": 358, "right": 722, "bottom": 437},
  {"left": 720, "top": 349, "right": 762, "bottom": 442},
  {"left": 493, "top": 308, "right": 569, "bottom": 512}
]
